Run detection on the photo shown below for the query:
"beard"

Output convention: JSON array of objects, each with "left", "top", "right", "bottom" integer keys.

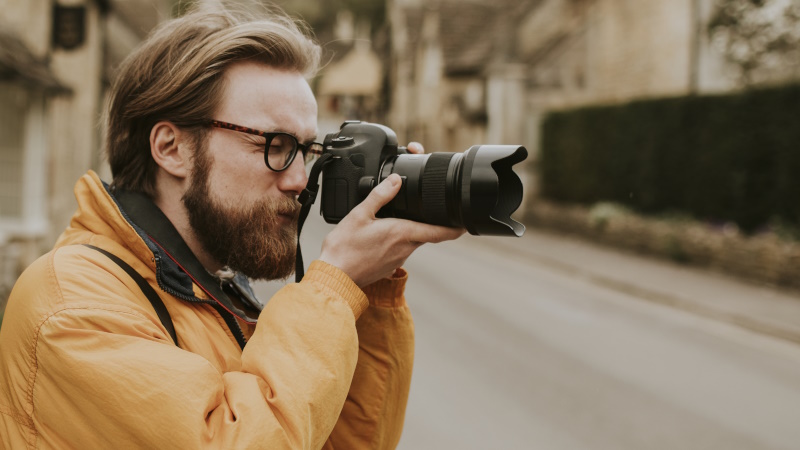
[{"left": 182, "top": 143, "right": 300, "bottom": 281}]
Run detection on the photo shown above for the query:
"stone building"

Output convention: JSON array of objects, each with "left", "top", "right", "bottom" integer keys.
[
  {"left": 386, "top": 0, "right": 738, "bottom": 201},
  {"left": 314, "top": 10, "right": 387, "bottom": 136},
  {"left": 519, "top": 0, "right": 734, "bottom": 151},
  {"left": 0, "top": 0, "right": 172, "bottom": 303}
]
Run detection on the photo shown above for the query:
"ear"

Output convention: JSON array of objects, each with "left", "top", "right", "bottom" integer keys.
[{"left": 150, "top": 121, "right": 191, "bottom": 179}]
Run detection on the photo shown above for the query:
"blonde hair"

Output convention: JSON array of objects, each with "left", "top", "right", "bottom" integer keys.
[{"left": 106, "top": 6, "right": 321, "bottom": 196}]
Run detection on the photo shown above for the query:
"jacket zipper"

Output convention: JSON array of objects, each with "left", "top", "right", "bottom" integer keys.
[{"left": 153, "top": 254, "right": 247, "bottom": 349}]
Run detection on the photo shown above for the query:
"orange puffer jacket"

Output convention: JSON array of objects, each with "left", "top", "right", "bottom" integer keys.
[{"left": 0, "top": 171, "right": 414, "bottom": 449}]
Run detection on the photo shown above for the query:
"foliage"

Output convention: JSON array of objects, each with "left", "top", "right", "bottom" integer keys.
[
  {"left": 708, "top": 0, "right": 800, "bottom": 86},
  {"left": 540, "top": 83, "right": 800, "bottom": 233}
]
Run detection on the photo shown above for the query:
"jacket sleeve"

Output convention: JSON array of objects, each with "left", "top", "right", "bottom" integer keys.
[
  {"left": 24, "top": 252, "right": 370, "bottom": 449},
  {"left": 324, "top": 269, "right": 415, "bottom": 450}
]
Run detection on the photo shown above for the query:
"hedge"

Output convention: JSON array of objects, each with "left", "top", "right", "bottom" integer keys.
[{"left": 540, "top": 84, "right": 800, "bottom": 232}]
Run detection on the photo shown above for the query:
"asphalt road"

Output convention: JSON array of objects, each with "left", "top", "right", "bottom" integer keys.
[{"left": 254, "top": 210, "right": 800, "bottom": 450}]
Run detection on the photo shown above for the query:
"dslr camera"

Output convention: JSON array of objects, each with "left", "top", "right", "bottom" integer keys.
[{"left": 319, "top": 121, "right": 527, "bottom": 236}]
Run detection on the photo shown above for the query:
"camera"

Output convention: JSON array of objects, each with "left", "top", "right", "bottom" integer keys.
[{"left": 319, "top": 121, "right": 527, "bottom": 236}]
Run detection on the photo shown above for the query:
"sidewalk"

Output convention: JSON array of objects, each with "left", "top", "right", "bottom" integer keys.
[{"left": 486, "top": 228, "right": 800, "bottom": 345}]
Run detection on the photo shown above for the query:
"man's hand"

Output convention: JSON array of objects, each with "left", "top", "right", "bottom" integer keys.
[{"left": 318, "top": 142, "right": 465, "bottom": 287}]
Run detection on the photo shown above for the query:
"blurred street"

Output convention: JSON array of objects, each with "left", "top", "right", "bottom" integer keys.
[{"left": 255, "top": 209, "right": 800, "bottom": 450}]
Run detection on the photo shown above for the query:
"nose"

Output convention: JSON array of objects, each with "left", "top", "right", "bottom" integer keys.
[{"left": 277, "top": 153, "right": 309, "bottom": 196}]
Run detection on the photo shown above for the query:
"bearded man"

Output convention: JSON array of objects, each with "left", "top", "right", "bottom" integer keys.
[{"left": 0, "top": 7, "right": 462, "bottom": 449}]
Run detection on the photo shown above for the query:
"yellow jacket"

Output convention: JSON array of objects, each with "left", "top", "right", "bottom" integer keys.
[{"left": 0, "top": 171, "right": 414, "bottom": 449}]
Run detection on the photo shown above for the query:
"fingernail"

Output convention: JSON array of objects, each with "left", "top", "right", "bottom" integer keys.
[{"left": 388, "top": 174, "right": 400, "bottom": 187}]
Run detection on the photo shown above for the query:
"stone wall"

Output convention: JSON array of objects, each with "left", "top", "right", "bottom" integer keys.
[
  {"left": 521, "top": 0, "right": 737, "bottom": 173},
  {"left": 522, "top": 0, "right": 734, "bottom": 108}
]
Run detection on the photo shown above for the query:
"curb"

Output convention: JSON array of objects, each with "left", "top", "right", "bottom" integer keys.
[
  {"left": 525, "top": 249, "right": 800, "bottom": 346},
  {"left": 525, "top": 200, "right": 800, "bottom": 291},
  {"left": 517, "top": 201, "right": 800, "bottom": 345}
]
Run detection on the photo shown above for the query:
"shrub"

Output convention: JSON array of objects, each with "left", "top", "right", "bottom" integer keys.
[{"left": 540, "top": 84, "right": 800, "bottom": 232}]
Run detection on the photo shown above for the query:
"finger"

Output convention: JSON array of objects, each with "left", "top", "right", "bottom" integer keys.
[
  {"left": 356, "top": 174, "right": 402, "bottom": 216},
  {"left": 407, "top": 142, "right": 425, "bottom": 154},
  {"left": 400, "top": 222, "right": 466, "bottom": 244}
]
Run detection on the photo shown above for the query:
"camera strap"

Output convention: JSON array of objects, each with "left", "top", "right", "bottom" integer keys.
[
  {"left": 81, "top": 244, "right": 179, "bottom": 346},
  {"left": 295, "top": 153, "right": 334, "bottom": 282}
]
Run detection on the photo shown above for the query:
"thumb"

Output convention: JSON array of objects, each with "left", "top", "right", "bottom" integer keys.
[{"left": 358, "top": 174, "right": 402, "bottom": 216}]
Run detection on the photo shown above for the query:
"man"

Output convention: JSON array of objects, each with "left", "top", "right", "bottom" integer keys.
[{"left": 0, "top": 7, "right": 462, "bottom": 449}]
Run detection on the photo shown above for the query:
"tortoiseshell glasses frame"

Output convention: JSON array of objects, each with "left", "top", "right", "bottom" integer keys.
[{"left": 208, "top": 120, "right": 324, "bottom": 172}]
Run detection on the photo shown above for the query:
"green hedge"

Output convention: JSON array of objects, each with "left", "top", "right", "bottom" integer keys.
[{"left": 540, "top": 84, "right": 800, "bottom": 232}]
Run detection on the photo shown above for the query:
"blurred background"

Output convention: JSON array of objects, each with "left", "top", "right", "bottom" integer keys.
[{"left": 3, "top": 0, "right": 800, "bottom": 448}]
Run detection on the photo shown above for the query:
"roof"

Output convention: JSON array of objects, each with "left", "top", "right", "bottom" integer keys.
[
  {"left": 0, "top": 29, "right": 69, "bottom": 92},
  {"left": 320, "top": 40, "right": 356, "bottom": 67},
  {"left": 395, "top": 0, "right": 532, "bottom": 76},
  {"left": 317, "top": 44, "right": 383, "bottom": 96},
  {"left": 438, "top": 1, "right": 505, "bottom": 76}
]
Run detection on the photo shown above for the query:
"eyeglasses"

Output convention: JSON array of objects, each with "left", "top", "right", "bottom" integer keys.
[{"left": 208, "top": 120, "right": 324, "bottom": 172}]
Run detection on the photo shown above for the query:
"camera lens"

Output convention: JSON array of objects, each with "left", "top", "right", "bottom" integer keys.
[{"left": 378, "top": 145, "right": 528, "bottom": 236}]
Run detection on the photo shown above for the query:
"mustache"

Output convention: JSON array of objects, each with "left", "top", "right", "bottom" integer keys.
[
  {"left": 274, "top": 196, "right": 301, "bottom": 219},
  {"left": 249, "top": 195, "right": 301, "bottom": 223}
]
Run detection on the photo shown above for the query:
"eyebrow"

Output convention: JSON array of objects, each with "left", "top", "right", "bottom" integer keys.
[
  {"left": 298, "top": 132, "right": 321, "bottom": 145},
  {"left": 267, "top": 126, "right": 315, "bottom": 142}
]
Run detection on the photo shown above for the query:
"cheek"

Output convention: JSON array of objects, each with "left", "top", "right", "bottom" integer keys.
[{"left": 206, "top": 143, "right": 281, "bottom": 199}]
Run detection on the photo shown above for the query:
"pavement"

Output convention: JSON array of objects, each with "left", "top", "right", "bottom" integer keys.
[{"left": 474, "top": 227, "right": 800, "bottom": 346}]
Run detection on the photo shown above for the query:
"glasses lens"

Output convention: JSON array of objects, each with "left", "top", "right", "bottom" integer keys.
[
  {"left": 304, "top": 143, "right": 322, "bottom": 165},
  {"left": 266, "top": 133, "right": 298, "bottom": 170}
]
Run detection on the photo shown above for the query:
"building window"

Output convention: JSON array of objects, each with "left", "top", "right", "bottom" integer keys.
[
  {"left": 0, "top": 83, "right": 48, "bottom": 237},
  {"left": 0, "top": 85, "right": 28, "bottom": 219}
]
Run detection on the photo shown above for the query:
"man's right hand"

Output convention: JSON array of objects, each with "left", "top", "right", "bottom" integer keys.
[{"left": 318, "top": 174, "right": 465, "bottom": 288}]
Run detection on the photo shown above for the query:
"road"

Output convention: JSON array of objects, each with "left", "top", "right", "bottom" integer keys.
[{"left": 254, "top": 210, "right": 800, "bottom": 450}]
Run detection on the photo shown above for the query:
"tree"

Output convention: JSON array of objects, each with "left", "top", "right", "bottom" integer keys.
[{"left": 708, "top": 0, "right": 800, "bottom": 86}]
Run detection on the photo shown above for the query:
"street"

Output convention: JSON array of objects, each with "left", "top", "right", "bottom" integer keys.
[{"left": 253, "top": 210, "right": 800, "bottom": 450}]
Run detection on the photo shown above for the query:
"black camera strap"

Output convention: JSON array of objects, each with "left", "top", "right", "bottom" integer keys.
[
  {"left": 295, "top": 153, "right": 334, "bottom": 282},
  {"left": 81, "top": 244, "right": 179, "bottom": 346}
]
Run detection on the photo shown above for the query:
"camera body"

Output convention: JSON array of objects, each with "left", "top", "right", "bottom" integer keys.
[
  {"left": 321, "top": 121, "right": 403, "bottom": 223},
  {"left": 319, "top": 121, "right": 527, "bottom": 236}
]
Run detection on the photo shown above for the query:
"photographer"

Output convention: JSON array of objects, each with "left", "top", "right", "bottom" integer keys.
[{"left": 0, "top": 7, "right": 462, "bottom": 449}]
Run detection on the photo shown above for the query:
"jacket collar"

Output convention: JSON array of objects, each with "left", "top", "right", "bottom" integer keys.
[{"left": 108, "top": 186, "right": 263, "bottom": 324}]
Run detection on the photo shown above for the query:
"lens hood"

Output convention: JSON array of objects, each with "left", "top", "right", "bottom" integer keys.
[{"left": 461, "top": 145, "right": 528, "bottom": 236}]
